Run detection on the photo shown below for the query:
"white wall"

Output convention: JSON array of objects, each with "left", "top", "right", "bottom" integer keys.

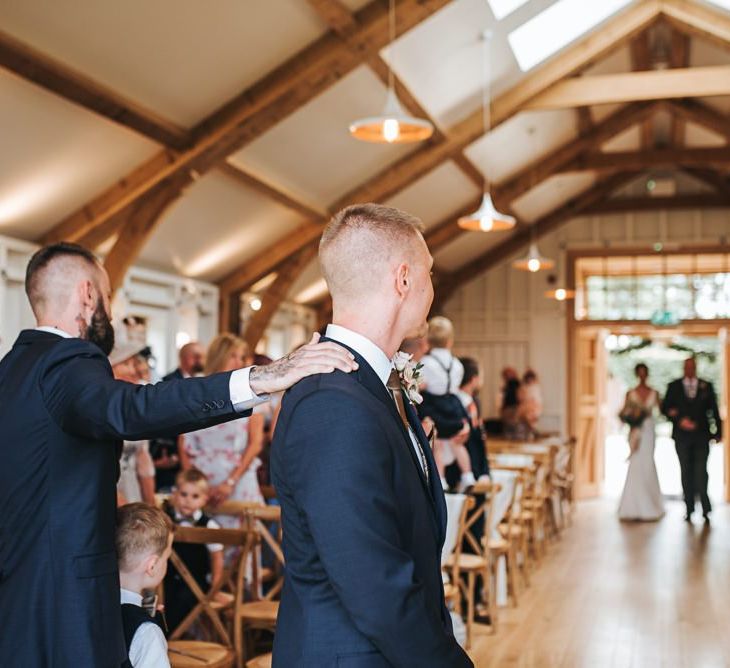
[
  {"left": 443, "top": 208, "right": 730, "bottom": 437},
  {"left": 0, "top": 235, "right": 219, "bottom": 375}
]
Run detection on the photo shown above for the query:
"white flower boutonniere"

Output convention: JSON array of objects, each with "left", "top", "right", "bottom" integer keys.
[{"left": 393, "top": 351, "right": 424, "bottom": 405}]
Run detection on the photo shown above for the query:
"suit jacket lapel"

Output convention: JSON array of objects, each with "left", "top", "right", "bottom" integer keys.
[{"left": 321, "top": 338, "right": 440, "bottom": 527}]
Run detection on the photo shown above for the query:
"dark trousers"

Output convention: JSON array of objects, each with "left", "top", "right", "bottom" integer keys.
[{"left": 675, "top": 437, "right": 711, "bottom": 516}]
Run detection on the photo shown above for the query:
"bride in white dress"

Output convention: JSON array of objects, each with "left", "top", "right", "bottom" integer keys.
[{"left": 618, "top": 363, "right": 665, "bottom": 521}]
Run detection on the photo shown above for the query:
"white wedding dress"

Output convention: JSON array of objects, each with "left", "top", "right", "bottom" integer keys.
[{"left": 618, "top": 388, "right": 665, "bottom": 521}]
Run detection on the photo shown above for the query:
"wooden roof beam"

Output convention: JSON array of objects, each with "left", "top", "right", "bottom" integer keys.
[
  {"left": 630, "top": 31, "right": 655, "bottom": 149},
  {"left": 493, "top": 101, "right": 659, "bottom": 205},
  {"left": 0, "top": 30, "right": 190, "bottom": 150},
  {"left": 583, "top": 193, "right": 730, "bottom": 214},
  {"left": 435, "top": 173, "right": 639, "bottom": 305},
  {"left": 681, "top": 167, "right": 730, "bottom": 192},
  {"left": 104, "top": 174, "right": 191, "bottom": 292},
  {"left": 41, "top": 0, "right": 451, "bottom": 245},
  {"left": 665, "top": 99, "right": 730, "bottom": 142},
  {"left": 242, "top": 244, "right": 320, "bottom": 349},
  {"left": 557, "top": 147, "right": 730, "bottom": 173},
  {"left": 669, "top": 30, "right": 691, "bottom": 146},
  {"left": 525, "top": 65, "right": 730, "bottom": 110}
]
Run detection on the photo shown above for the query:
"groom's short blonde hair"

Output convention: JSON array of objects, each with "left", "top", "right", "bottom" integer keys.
[{"left": 320, "top": 203, "right": 425, "bottom": 301}]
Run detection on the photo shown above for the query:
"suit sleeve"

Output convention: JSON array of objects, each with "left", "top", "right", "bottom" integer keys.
[
  {"left": 707, "top": 383, "right": 722, "bottom": 440},
  {"left": 281, "top": 390, "right": 472, "bottom": 668},
  {"left": 41, "top": 340, "right": 250, "bottom": 441},
  {"left": 660, "top": 382, "right": 677, "bottom": 419}
]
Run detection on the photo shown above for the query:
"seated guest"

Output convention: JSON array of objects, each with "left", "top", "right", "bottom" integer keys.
[
  {"left": 419, "top": 316, "right": 475, "bottom": 491},
  {"left": 519, "top": 368, "right": 543, "bottom": 433},
  {"left": 116, "top": 502, "right": 173, "bottom": 668},
  {"left": 179, "top": 334, "right": 265, "bottom": 526},
  {"left": 111, "top": 342, "right": 156, "bottom": 505},
  {"left": 152, "top": 342, "right": 206, "bottom": 490},
  {"left": 457, "top": 357, "right": 490, "bottom": 482},
  {"left": 164, "top": 341, "right": 205, "bottom": 380},
  {"left": 163, "top": 469, "right": 225, "bottom": 633},
  {"left": 500, "top": 366, "right": 522, "bottom": 438}
]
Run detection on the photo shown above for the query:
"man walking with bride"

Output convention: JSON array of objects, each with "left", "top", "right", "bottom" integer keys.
[
  {"left": 618, "top": 356, "right": 722, "bottom": 524},
  {"left": 271, "top": 204, "right": 472, "bottom": 667}
]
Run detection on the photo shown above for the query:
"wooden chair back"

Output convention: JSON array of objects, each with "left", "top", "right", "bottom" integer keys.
[{"left": 167, "top": 525, "right": 256, "bottom": 645}]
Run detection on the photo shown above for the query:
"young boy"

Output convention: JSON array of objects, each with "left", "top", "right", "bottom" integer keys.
[
  {"left": 116, "top": 502, "right": 173, "bottom": 668},
  {"left": 163, "top": 469, "right": 225, "bottom": 632}
]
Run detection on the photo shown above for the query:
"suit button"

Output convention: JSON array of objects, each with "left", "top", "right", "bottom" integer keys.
[
  {"left": 202, "top": 403, "right": 210, "bottom": 412},
  {"left": 216, "top": 400, "right": 225, "bottom": 409}
]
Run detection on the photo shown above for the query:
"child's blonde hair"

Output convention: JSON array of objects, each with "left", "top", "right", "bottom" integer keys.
[
  {"left": 175, "top": 468, "right": 210, "bottom": 492},
  {"left": 116, "top": 503, "right": 173, "bottom": 572},
  {"left": 427, "top": 316, "right": 455, "bottom": 349}
]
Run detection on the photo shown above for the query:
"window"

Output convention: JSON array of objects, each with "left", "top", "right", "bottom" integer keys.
[
  {"left": 706, "top": 0, "right": 730, "bottom": 11},
  {"left": 487, "top": 0, "right": 530, "bottom": 21},
  {"left": 507, "top": 0, "right": 633, "bottom": 71},
  {"left": 575, "top": 254, "right": 730, "bottom": 322}
]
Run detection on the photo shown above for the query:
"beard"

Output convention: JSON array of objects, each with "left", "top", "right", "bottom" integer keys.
[
  {"left": 190, "top": 362, "right": 205, "bottom": 375},
  {"left": 84, "top": 298, "right": 115, "bottom": 356}
]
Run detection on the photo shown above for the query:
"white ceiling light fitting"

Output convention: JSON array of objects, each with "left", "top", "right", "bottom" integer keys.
[
  {"left": 349, "top": 0, "right": 433, "bottom": 144},
  {"left": 458, "top": 30, "right": 516, "bottom": 233}
]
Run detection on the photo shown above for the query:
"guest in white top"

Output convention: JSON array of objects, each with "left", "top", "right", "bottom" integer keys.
[
  {"left": 116, "top": 503, "right": 174, "bottom": 668},
  {"left": 419, "top": 317, "right": 475, "bottom": 491}
]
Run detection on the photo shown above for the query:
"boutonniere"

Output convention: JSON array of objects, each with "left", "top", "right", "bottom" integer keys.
[{"left": 393, "top": 351, "right": 424, "bottom": 405}]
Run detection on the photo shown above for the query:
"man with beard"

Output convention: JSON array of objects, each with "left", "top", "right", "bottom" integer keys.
[
  {"left": 164, "top": 341, "right": 205, "bottom": 381},
  {"left": 0, "top": 243, "right": 357, "bottom": 667}
]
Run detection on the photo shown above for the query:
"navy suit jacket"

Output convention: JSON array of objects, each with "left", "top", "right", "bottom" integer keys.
[
  {"left": 661, "top": 377, "right": 722, "bottom": 442},
  {"left": 271, "top": 343, "right": 472, "bottom": 667},
  {"left": 0, "top": 330, "right": 250, "bottom": 667}
]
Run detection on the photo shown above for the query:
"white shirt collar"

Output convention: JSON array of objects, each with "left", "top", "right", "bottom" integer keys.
[
  {"left": 174, "top": 508, "right": 203, "bottom": 523},
  {"left": 36, "top": 326, "right": 73, "bottom": 339},
  {"left": 326, "top": 324, "right": 392, "bottom": 387},
  {"left": 120, "top": 588, "right": 143, "bottom": 606}
]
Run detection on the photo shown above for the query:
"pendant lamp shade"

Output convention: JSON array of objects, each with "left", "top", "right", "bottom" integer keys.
[
  {"left": 458, "top": 193, "right": 516, "bottom": 232},
  {"left": 544, "top": 287, "right": 576, "bottom": 301},
  {"left": 349, "top": 88, "right": 434, "bottom": 144},
  {"left": 513, "top": 242, "right": 555, "bottom": 272}
]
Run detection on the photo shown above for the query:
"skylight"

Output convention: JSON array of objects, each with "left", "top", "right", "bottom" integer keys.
[
  {"left": 705, "top": 0, "right": 730, "bottom": 10},
  {"left": 508, "top": 0, "right": 633, "bottom": 71},
  {"left": 487, "top": 0, "right": 530, "bottom": 21}
]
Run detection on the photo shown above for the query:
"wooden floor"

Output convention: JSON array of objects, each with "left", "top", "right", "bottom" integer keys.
[{"left": 468, "top": 498, "right": 730, "bottom": 668}]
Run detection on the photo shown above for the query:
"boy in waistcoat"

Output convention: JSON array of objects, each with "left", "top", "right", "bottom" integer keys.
[{"left": 117, "top": 503, "right": 173, "bottom": 668}]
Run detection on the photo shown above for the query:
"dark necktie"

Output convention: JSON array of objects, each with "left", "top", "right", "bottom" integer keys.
[{"left": 387, "top": 369, "right": 429, "bottom": 482}]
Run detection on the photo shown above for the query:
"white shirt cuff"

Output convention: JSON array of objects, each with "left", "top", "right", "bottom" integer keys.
[{"left": 229, "top": 367, "right": 269, "bottom": 413}]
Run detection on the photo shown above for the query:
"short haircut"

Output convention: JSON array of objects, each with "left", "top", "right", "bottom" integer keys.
[
  {"left": 204, "top": 333, "right": 248, "bottom": 375},
  {"left": 427, "top": 316, "right": 454, "bottom": 348},
  {"left": 634, "top": 363, "right": 648, "bottom": 376},
  {"left": 523, "top": 369, "right": 537, "bottom": 383},
  {"left": 175, "top": 468, "right": 210, "bottom": 491},
  {"left": 116, "top": 503, "right": 173, "bottom": 572},
  {"left": 460, "top": 357, "right": 480, "bottom": 387},
  {"left": 25, "top": 242, "right": 99, "bottom": 316},
  {"left": 319, "top": 204, "right": 425, "bottom": 301}
]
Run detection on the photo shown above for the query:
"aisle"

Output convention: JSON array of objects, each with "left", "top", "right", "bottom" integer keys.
[{"left": 468, "top": 498, "right": 730, "bottom": 668}]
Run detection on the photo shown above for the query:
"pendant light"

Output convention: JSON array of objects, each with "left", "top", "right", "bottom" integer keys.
[
  {"left": 544, "top": 243, "right": 575, "bottom": 300},
  {"left": 349, "top": 0, "right": 433, "bottom": 144},
  {"left": 513, "top": 242, "right": 555, "bottom": 272},
  {"left": 458, "top": 30, "right": 516, "bottom": 232}
]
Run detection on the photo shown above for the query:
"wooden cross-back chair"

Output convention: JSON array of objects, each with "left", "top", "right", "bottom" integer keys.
[
  {"left": 165, "top": 525, "right": 257, "bottom": 668},
  {"left": 211, "top": 502, "right": 284, "bottom": 668},
  {"left": 166, "top": 525, "right": 256, "bottom": 644},
  {"left": 444, "top": 482, "right": 500, "bottom": 647}
]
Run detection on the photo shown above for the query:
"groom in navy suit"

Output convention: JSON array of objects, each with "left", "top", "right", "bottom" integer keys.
[
  {"left": 272, "top": 204, "right": 472, "bottom": 667},
  {"left": 0, "top": 243, "right": 356, "bottom": 667}
]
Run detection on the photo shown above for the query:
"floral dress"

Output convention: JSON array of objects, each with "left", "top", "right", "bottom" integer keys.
[{"left": 182, "top": 419, "right": 264, "bottom": 529}]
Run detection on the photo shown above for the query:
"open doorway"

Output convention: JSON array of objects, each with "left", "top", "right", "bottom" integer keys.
[{"left": 603, "top": 333, "right": 724, "bottom": 501}]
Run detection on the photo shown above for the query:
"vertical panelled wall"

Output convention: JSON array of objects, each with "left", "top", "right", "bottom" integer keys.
[
  {"left": 0, "top": 235, "right": 219, "bottom": 376},
  {"left": 443, "top": 209, "right": 730, "bottom": 437}
]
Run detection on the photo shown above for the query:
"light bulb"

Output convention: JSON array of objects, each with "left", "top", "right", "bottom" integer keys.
[
  {"left": 383, "top": 118, "right": 400, "bottom": 143},
  {"left": 555, "top": 288, "right": 567, "bottom": 301},
  {"left": 528, "top": 258, "right": 540, "bottom": 272},
  {"left": 479, "top": 216, "right": 494, "bottom": 231},
  {"left": 250, "top": 297, "right": 262, "bottom": 312}
]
